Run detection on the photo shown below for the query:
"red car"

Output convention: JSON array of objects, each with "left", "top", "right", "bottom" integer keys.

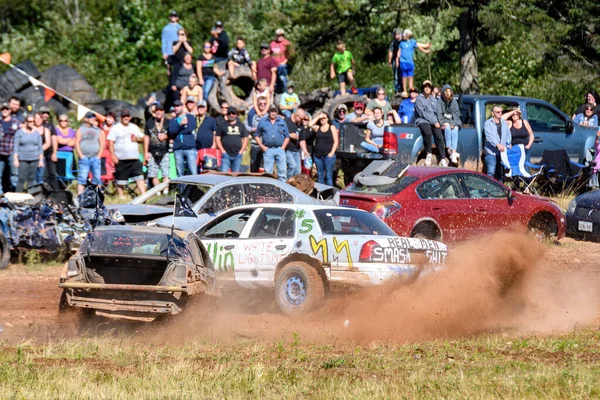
[{"left": 340, "top": 165, "right": 566, "bottom": 242}]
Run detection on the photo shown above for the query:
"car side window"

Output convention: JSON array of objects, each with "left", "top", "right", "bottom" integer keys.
[
  {"left": 416, "top": 175, "right": 464, "bottom": 200},
  {"left": 200, "top": 210, "right": 253, "bottom": 239},
  {"left": 201, "top": 185, "right": 243, "bottom": 214},
  {"left": 249, "top": 208, "right": 295, "bottom": 238},
  {"left": 460, "top": 174, "right": 508, "bottom": 199},
  {"left": 243, "top": 183, "right": 287, "bottom": 205},
  {"left": 526, "top": 103, "right": 565, "bottom": 132}
]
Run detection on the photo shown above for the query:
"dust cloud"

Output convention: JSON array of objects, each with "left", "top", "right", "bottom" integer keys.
[{"left": 149, "top": 231, "right": 600, "bottom": 345}]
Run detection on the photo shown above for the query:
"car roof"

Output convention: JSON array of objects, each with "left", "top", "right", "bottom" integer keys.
[
  {"left": 219, "top": 203, "right": 369, "bottom": 213},
  {"left": 403, "top": 166, "right": 488, "bottom": 180},
  {"left": 171, "top": 173, "right": 278, "bottom": 186}
]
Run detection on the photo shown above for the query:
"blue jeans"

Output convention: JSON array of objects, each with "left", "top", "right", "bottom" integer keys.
[
  {"left": 276, "top": 64, "right": 288, "bottom": 94},
  {"left": 174, "top": 148, "right": 198, "bottom": 176},
  {"left": 360, "top": 136, "right": 383, "bottom": 153},
  {"left": 203, "top": 76, "right": 217, "bottom": 101},
  {"left": 221, "top": 153, "right": 242, "bottom": 172},
  {"left": 392, "top": 61, "right": 400, "bottom": 93},
  {"left": 281, "top": 110, "right": 293, "bottom": 118},
  {"left": 485, "top": 152, "right": 499, "bottom": 179},
  {"left": 263, "top": 147, "right": 287, "bottom": 181},
  {"left": 0, "top": 155, "right": 18, "bottom": 194},
  {"left": 286, "top": 150, "right": 301, "bottom": 177},
  {"left": 444, "top": 126, "right": 459, "bottom": 151},
  {"left": 314, "top": 155, "right": 336, "bottom": 186},
  {"left": 35, "top": 166, "right": 45, "bottom": 185},
  {"left": 77, "top": 157, "right": 102, "bottom": 185}
]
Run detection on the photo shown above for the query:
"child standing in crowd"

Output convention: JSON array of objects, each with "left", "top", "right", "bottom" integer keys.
[
  {"left": 330, "top": 40, "right": 357, "bottom": 95},
  {"left": 14, "top": 115, "right": 44, "bottom": 192},
  {"left": 397, "top": 29, "right": 431, "bottom": 97},
  {"left": 279, "top": 81, "right": 299, "bottom": 118},
  {"left": 180, "top": 74, "right": 203, "bottom": 104},
  {"left": 252, "top": 78, "right": 271, "bottom": 112}
]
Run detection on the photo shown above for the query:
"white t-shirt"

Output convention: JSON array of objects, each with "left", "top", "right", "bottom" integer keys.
[{"left": 107, "top": 122, "right": 143, "bottom": 160}]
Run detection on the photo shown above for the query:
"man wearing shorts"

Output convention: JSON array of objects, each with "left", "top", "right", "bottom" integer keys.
[
  {"left": 330, "top": 40, "right": 357, "bottom": 95},
  {"left": 144, "top": 102, "right": 170, "bottom": 189},
  {"left": 397, "top": 29, "right": 431, "bottom": 98},
  {"left": 107, "top": 109, "right": 146, "bottom": 197}
]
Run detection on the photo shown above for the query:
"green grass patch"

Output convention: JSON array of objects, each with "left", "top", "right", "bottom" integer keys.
[{"left": 1, "top": 329, "right": 600, "bottom": 398}]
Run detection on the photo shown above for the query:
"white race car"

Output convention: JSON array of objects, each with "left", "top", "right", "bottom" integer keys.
[{"left": 196, "top": 204, "right": 448, "bottom": 314}]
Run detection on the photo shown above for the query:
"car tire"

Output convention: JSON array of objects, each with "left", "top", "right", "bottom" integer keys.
[
  {"left": 411, "top": 223, "right": 440, "bottom": 240},
  {"left": 275, "top": 261, "right": 324, "bottom": 315},
  {"left": 528, "top": 213, "right": 558, "bottom": 242},
  {"left": 0, "top": 231, "right": 10, "bottom": 270}
]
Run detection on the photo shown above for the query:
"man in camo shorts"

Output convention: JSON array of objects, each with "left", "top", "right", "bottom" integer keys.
[{"left": 144, "top": 102, "right": 171, "bottom": 189}]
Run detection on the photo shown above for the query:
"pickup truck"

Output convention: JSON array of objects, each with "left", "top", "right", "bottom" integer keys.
[{"left": 337, "top": 95, "right": 598, "bottom": 181}]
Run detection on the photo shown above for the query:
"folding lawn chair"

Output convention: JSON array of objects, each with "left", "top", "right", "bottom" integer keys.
[
  {"left": 500, "top": 144, "right": 543, "bottom": 194},
  {"left": 529, "top": 149, "right": 593, "bottom": 195}
]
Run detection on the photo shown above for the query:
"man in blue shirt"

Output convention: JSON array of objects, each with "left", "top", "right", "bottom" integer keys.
[
  {"left": 255, "top": 105, "right": 290, "bottom": 181},
  {"left": 168, "top": 100, "right": 197, "bottom": 176},
  {"left": 484, "top": 105, "right": 512, "bottom": 179},
  {"left": 161, "top": 11, "right": 183, "bottom": 75},
  {"left": 397, "top": 29, "right": 431, "bottom": 98}
]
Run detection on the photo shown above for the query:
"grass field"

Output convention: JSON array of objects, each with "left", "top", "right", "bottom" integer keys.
[{"left": 1, "top": 329, "right": 600, "bottom": 399}]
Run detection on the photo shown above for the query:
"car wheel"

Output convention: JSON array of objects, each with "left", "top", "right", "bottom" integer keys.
[
  {"left": 411, "top": 223, "right": 440, "bottom": 241},
  {"left": 275, "top": 261, "right": 324, "bottom": 315},
  {"left": 0, "top": 231, "right": 9, "bottom": 269},
  {"left": 528, "top": 213, "right": 558, "bottom": 242}
]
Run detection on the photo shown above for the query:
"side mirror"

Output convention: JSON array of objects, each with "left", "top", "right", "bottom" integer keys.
[
  {"left": 566, "top": 119, "right": 575, "bottom": 134},
  {"left": 507, "top": 189, "right": 515, "bottom": 200}
]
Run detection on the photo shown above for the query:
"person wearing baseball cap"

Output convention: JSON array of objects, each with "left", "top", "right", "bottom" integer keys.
[
  {"left": 255, "top": 104, "right": 290, "bottom": 180},
  {"left": 210, "top": 20, "right": 229, "bottom": 61},
  {"left": 346, "top": 101, "right": 369, "bottom": 124},
  {"left": 107, "top": 108, "right": 147, "bottom": 197},
  {"left": 75, "top": 110, "right": 104, "bottom": 194},
  {"left": 214, "top": 106, "right": 249, "bottom": 173},
  {"left": 270, "top": 28, "right": 291, "bottom": 94},
  {"left": 414, "top": 80, "right": 447, "bottom": 167},
  {"left": 397, "top": 28, "right": 431, "bottom": 97},
  {"left": 168, "top": 95, "right": 198, "bottom": 177},
  {"left": 161, "top": 10, "right": 182, "bottom": 65},
  {"left": 194, "top": 99, "right": 217, "bottom": 154}
]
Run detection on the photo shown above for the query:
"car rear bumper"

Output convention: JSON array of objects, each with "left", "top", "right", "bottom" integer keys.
[{"left": 65, "top": 293, "right": 183, "bottom": 315}]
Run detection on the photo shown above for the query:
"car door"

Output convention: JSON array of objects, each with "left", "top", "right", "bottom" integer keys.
[
  {"left": 415, "top": 174, "right": 469, "bottom": 241},
  {"left": 198, "top": 208, "right": 260, "bottom": 281},
  {"left": 525, "top": 102, "right": 581, "bottom": 163},
  {"left": 458, "top": 173, "right": 513, "bottom": 235},
  {"left": 234, "top": 207, "right": 297, "bottom": 288}
]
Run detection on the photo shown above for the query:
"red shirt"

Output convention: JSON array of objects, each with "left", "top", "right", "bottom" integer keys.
[
  {"left": 256, "top": 56, "right": 278, "bottom": 84},
  {"left": 270, "top": 39, "right": 290, "bottom": 66}
]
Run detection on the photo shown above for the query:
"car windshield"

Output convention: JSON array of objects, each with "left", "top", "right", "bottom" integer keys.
[
  {"left": 144, "top": 183, "right": 213, "bottom": 206},
  {"left": 83, "top": 230, "right": 189, "bottom": 259},
  {"left": 314, "top": 209, "right": 396, "bottom": 236},
  {"left": 344, "top": 175, "right": 417, "bottom": 195}
]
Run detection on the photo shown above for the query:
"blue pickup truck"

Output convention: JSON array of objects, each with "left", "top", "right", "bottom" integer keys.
[{"left": 337, "top": 95, "right": 598, "bottom": 180}]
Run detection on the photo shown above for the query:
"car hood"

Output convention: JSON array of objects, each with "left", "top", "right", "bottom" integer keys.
[
  {"left": 106, "top": 204, "right": 173, "bottom": 218},
  {"left": 574, "top": 190, "right": 600, "bottom": 208},
  {"left": 151, "top": 214, "right": 214, "bottom": 233}
]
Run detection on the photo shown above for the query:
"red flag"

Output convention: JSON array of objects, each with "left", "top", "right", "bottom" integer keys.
[
  {"left": 0, "top": 53, "right": 11, "bottom": 65},
  {"left": 44, "top": 88, "right": 55, "bottom": 102}
]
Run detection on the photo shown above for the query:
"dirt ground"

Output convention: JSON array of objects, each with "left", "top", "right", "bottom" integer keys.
[{"left": 1, "top": 235, "right": 599, "bottom": 345}]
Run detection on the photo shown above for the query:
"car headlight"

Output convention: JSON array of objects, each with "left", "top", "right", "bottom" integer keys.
[{"left": 566, "top": 198, "right": 577, "bottom": 215}]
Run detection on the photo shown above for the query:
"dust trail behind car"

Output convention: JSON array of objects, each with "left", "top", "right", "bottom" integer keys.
[{"left": 145, "top": 231, "right": 600, "bottom": 345}]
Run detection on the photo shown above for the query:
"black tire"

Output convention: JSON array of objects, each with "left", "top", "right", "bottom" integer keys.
[
  {"left": 219, "top": 65, "right": 254, "bottom": 112},
  {"left": 323, "top": 93, "right": 367, "bottom": 117},
  {"left": 411, "top": 223, "right": 440, "bottom": 240},
  {"left": 101, "top": 99, "right": 142, "bottom": 119},
  {"left": 0, "top": 231, "right": 10, "bottom": 269},
  {"left": 528, "top": 213, "right": 558, "bottom": 242},
  {"left": 274, "top": 261, "right": 325, "bottom": 315}
]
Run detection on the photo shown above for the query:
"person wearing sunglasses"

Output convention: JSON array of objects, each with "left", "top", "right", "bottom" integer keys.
[
  {"left": 484, "top": 105, "right": 512, "bottom": 179},
  {"left": 168, "top": 100, "right": 198, "bottom": 177},
  {"left": 255, "top": 105, "right": 290, "bottom": 181},
  {"left": 196, "top": 41, "right": 223, "bottom": 102},
  {"left": 366, "top": 87, "right": 393, "bottom": 117},
  {"left": 13, "top": 116, "right": 44, "bottom": 192},
  {"left": 215, "top": 107, "right": 249, "bottom": 173},
  {"left": 55, "top": 114, "right": 76, "bottom": 154},
  {"left": 308, "top": 111, "right": 339, "bottom": 186}
]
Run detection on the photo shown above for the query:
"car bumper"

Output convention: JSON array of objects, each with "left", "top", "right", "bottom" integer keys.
[
  {"left": 566, "top": 214, "right": 600, "bottom": 242},
  {"left": 328, "top": 262, "right": 437, "bottom": 285}
]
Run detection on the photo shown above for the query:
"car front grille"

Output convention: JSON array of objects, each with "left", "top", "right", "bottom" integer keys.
[{"left": 575, "top": 206, "right": 600, "bottom": 220}]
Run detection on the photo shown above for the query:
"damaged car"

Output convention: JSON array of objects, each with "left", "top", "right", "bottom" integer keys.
[
  {"left": 59, "top": 225, "right": 217, "bottom": 320},
  {"left": 195, "top": 204, "right": 448, "bottom": 314}
]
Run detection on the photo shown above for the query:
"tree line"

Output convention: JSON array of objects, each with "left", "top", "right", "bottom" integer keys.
[{"left": 0, "top": 0, "right": 598, "bottom": 113}]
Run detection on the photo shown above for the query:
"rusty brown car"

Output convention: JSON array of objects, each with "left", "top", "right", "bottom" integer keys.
[{"left": 59, "top": 225, "right": 217, "bottom": 320}]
